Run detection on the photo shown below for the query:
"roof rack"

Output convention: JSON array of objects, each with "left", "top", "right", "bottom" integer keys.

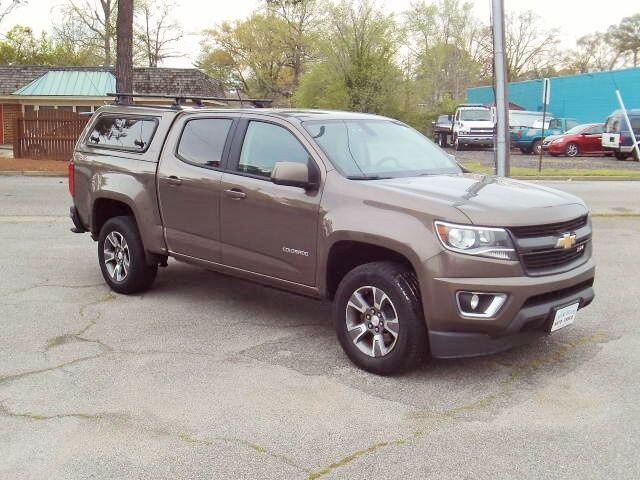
[{"left": 107, "top": 92, "right": 273, "bottom": 109}]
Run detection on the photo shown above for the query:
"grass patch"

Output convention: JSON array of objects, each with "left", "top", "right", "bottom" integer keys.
[{"left": 462, "top": 161, "right": 640, "bottom": 178}]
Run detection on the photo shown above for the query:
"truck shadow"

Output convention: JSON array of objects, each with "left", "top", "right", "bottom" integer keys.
[{"left": 142, "top": 260, "right": 608, "bottom": 412}]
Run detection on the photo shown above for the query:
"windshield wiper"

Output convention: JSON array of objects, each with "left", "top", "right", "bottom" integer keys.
[{"left": 346, "top": 175, "right": 391, "bottom": 180}]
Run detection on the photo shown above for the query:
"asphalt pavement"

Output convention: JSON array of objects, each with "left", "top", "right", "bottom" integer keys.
[{"left": 1, "top": 176, "right": 639, "bottom": 479}]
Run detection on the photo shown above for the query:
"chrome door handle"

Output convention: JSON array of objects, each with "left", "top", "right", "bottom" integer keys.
[
  {"left": 167, "top": 175, "right": 182, "bottom": 186},
  {"left": 224, "top": 188, "right": 247, "bottom": 200}
]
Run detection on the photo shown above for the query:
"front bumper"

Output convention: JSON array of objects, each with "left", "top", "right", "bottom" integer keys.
[
  {"left": 421, "top": 254, "right": 596, "bottom": 359},
  {"left": 457, "top": 135, "right": 494, "bottom": 146},
  {"left": 542, "top": 142, "right": 564, "bottom": 154},
  {"left": 429, "top": 278, "right": 594, "bottom": 358}
]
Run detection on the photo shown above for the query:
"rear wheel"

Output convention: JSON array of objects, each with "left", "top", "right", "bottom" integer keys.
[
  {"left": 519, "top": 147, "right": 531, "bottom": 154},
  {"left": 98, "top": 216, "right": 157, "bottom": 294},
  {"left": 565, "top": 142, "right": 579, "bottom": 157},
  {"left": 532, "top": 140, "right": 542, "bottom": 156},
  {"left": 614, "top": 151, "right": 630, "bottom": 160},
  {"left": 333, "top": 261, "right": 428, "bottom": 375}
]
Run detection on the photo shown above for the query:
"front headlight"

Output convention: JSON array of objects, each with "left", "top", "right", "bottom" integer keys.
[{"left": 434, "top": 221, "right": 517, "bottom": 260}]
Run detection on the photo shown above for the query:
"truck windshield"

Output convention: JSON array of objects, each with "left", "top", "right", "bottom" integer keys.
[
  {"left": 303, "top": 119, "right": 461, "bottom": 179},
  {"left": 459, "top": 109, "right": 491, "bottom": 121}
]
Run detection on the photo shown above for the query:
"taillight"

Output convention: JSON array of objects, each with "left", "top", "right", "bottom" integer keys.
[
  {"left": 68, "top": 161, "right": 75, "bottom": 197},
  {"left": 517, "top": 130, "right": 523, "bottom": 137},
  {"left": 620, "top": 133, "right": 625, "bottom": 143}
]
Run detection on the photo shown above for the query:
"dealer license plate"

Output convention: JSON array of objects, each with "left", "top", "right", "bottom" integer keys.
[{"left": 550, "top": 302, "right": 579, "bottom": 332}]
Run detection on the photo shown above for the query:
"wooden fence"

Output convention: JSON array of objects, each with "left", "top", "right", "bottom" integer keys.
[{"left": 14, "top": 110, "right": 90, "bottom": 160}]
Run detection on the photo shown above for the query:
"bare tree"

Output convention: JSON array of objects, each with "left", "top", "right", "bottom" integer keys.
[
  {"left": 134, "top": 0, "right": 182, "bottom": 67},
  {"left": 116, "top": 0, "right": 133, "bottom": 98},
  {"left": 564, "top": 32, "right": 621, "bottom": 73},
  {"left": 0, "top": 0, "right": 26, "bottom": 25},
  {"left": 57, "top": 0, "right": 116, "bottom": 65},
  {"left": 502, "top": 10, "right": 559, "bottom": 81}
]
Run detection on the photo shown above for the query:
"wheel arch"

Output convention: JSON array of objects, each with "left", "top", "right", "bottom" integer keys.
[{"left": 322, "top": 236, "right": 422, "bottom": 300}]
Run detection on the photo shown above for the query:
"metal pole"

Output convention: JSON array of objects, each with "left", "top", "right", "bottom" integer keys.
[
  {"left": 538, "top": 85, "right": 548, "bottom": 172},
  {"left": 616, "top": 90, "right": 640, "bottom": 160},
  {"left": 492, "top": 0, "right": 510, "bottom": 177}
]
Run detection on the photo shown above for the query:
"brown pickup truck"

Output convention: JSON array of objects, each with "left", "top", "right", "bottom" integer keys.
[{"left": 69, "top": 100, "right": 595, "bottom": 374}]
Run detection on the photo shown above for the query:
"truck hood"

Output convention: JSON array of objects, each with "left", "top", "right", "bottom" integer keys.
[{"left": 372, "top": 173, "right": 587, "bottom": 226}]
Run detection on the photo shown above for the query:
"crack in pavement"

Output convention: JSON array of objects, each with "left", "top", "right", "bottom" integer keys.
[
  {"left": 0, "top": 400, "right": 308, "bottom": 474},
  {"left": 304, "top": 331, "right": 610, "bottom": 480},
  {"left": 3, "top": 282, "right": 106, "bottom": 297}
]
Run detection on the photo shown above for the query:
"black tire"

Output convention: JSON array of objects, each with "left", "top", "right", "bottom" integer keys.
[
  {"left": 519, "top": 147, "right": 531, "bottom": 155},
  {"left": 454, "top": 135, "right": 464, "bottom": 151},
  {"left": 565, "top": 142, "right": 579, "bottom": 157},
  {"left": 438, "top": 133, "right": 447, "bottom": 148},
  {"left": 532, "top": 140, "right": 542, "bottom": 156},
  {"left": 333, "top": 261, "right": 428, "bottom": 375},
  {"left": 614, "top": 151, "right": 629, "bottom": 161},
  {"left": 98, "top": 216, "right": 157, "bottom": 294}
]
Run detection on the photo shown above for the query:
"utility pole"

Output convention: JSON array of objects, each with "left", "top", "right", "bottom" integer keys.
[
  {"left": 116, "top": 0, "right": 134, "bottom": 103},
  {"left": 491, "top": 0, "right": 510, "bottom": 177}
]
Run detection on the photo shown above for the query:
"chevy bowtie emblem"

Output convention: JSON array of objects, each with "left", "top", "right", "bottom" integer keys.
[{"left": 556, "top": 233, "right": 576, "bottom": 249}]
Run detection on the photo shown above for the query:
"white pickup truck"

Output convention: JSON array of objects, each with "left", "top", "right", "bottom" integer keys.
[{"left": 452, "top": 104, "right": 495, "bottom": 151}]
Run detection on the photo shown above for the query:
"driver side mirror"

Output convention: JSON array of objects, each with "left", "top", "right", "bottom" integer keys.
[{"left": 271, "top": 161, "right": 316, "bottom": 189}]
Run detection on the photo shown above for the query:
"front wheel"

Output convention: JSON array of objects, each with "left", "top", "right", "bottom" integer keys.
[
  {"left": 98, "top": 216, "right": 158, "bottom": 294},
  {"left": 454, "top": 135, "right": 465, "bottom": 151},
  {"left": 333, "top": 261, "right": 428, "bottom": 375},
  {"left": 565, "top": 142, "right": 579, "bottom": 157},
  {"left": 614, "top": 151, "right": 630, "bottom": 161}
]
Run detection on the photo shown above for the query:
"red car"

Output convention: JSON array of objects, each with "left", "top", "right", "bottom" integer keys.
[{"left": 542, "top": 123, "right": 608, "bottom": 157}]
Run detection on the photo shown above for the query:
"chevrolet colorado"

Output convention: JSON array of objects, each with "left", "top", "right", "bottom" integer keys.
[{"left": 69, "top": 101, "right": 595, "bottom": 374}]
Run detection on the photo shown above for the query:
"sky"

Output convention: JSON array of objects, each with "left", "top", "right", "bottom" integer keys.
[{"left": 1, "top": 0, "right": 637, "bottom": 68}]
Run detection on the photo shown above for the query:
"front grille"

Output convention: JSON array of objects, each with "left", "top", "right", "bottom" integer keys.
[
  {"left": 510, "top": 215, "right": 588, "bottom": 238},
  {"left": 521, "top": 241, "right": 587, "bottom": 271},
  {"left": 469, "top": 128, "right": 494, "bottom": 134}
]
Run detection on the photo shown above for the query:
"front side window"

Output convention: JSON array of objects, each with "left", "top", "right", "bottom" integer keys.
[
  {"left": 586, "top": 125, "right": 604, "bottom": 135},
  {"left": 237, "top": 121, "right": 309, "bottom": 178},
  {"left": 303, "top": 119, "right": 460, "bottom": 179},
  {"left": 87, "top": 115, "right": 157, "bottom": 152},
  {"left": 177, "top": 118, "right": 233, "bottom": 168}
]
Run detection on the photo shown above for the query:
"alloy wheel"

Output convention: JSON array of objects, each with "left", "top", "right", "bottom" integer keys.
[
  {"left": 103, "top": 231, "right": 130, "bottom": 282},
  {"left": 345, "top": 285, "right": 399, "bottom": 357},
  {"left": 566, "top": 143, "right": 578, "bottom": 157}
]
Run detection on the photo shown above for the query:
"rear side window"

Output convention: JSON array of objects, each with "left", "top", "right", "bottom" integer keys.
[
  {"left": 177, "top": 118, "right": 233, "bottom": 168},
  {"left": 237, "top": 121, "right": 309, "bottom": 178},
  {"left": 87, "top": 115, "right": 157, "bottom": 152}
]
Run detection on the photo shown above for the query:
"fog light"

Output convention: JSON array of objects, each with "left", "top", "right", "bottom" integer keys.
[
  {"left": 470, "top": 294, "right": 480, "bottom": 310},
  {"left": 456, "top": 292, "right": 507, "bottom": 318}
]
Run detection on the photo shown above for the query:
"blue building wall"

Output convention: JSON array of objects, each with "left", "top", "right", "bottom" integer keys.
[{"left": 467, "top": 67, "right": 640, "bottom": 124}]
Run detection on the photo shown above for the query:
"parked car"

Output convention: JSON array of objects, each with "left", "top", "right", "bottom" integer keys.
[
  {"left": 542, "top": 123, "right": 608, "bottom": 157},
  {"left": 602, "top": 109, "right": 640, "bottom": 161},
  {"left": 508, "top": 110, "right": 545, "bottom": 137},
  {"left": 452, "top": 104, "right": 495, "bottom": 151},
  {"left": 69, "top": 98, "right": 595, "bottom": 375},
  {"left": 432, "top": 114, "right": 453, "bottom": 147},
  {"left": 512, "top": 117, "right": 579, "bottom": 155}
]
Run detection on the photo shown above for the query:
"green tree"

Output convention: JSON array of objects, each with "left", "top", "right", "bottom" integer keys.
[
  {"left": 293, "top": 0, "right": 404, "bottom": 116},
  {"left": 0, "top": 24, "right": 98, "bottom": 65},
  {"left": 198, "top": 13, "right": 292, "bottom": 101},
  {"left": 405, "top": 0, "right": 486, "bottom": 113},
  {"left": 608, "top": 13, "right": 640, "bottom": 67}
]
